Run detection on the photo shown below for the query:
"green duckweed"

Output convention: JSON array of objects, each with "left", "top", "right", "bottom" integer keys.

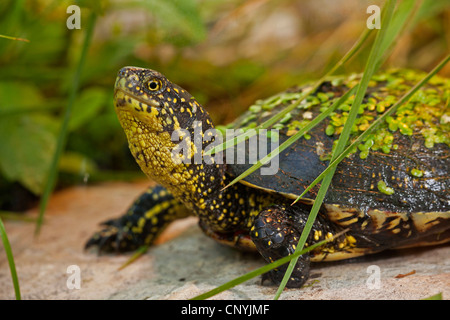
[
  {"left": 410, "top": 168, "right": 423, "bottom": 178},
  {"left": 235, "top": 69, "right": 449, "bottom": 163},
  {"left": 377, "top": 180, "right": 395, "bottom": 195}
]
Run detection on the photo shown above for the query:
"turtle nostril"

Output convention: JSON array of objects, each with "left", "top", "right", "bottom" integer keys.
[
  {"left": 118, "top": 67, "right": 129, "bottom": 77},
  {"left": 118, "top": 66, "right": 140, "bottom": 78},
  {"left": 129, "top": 74, "right": 139, "bottom": 83}
]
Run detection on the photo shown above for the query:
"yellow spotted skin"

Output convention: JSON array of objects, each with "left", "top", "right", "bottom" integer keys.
[
  {"left": 87, "top": 67, "right": 450, "bottom": 288},
  {"left": 86, "top": 67, "right": 277, "bottom": 253},
  {"left": 108, "top": 67, "right": 278, "bottom": 234}
]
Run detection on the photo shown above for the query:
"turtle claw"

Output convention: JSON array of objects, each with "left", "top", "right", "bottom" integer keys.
[
  {"left": 262, "top": 257, "right": 311, "bottom": 288},
  {"left": 85, "top": 223, "right": 139, "bottom": 254},
  {"left": 251, "top": 204, "right": 312, "bottom": 288},
  {"left": 99, "top": 218, "right": 120, "bottom": 227}
]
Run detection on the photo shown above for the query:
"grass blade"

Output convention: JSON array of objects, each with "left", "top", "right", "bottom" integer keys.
[
  {"left": 118, "top": 245, "right": 148, "bottom": 271},
  {"left": 0, "top": 34, "right": 30, "bottom": 42},
  {"left": 422, "top": 292, "right": 443, "bottom": 300},
  {"left": 190, "top": 229, "right": 347, "bottom": 300},
  {"left": 224, "top": 85, "right": 358, "bottom": 190},
  {"left": 35, "top": 12, "right": 97, "bottom": 236},
  {"left": 204, "top": 27, "right": 375, "bottom": 158},
  {"left": 0, "top": 217, "right": 21, "bottom": 300},
  {"left": 0, "top": 211, "right": 37, "bottom": 222},
  {"left": 325, "top": 28, "right": 372, "bottom": 76},
  {"left": 375, "top": 0, "right": 417, "bottom": 70},
  {"left": 211, "top": 0, "right": 418, "bottom": 185},
  {"left": 274, "top": 0, "right": 397, "bottom": 299}
]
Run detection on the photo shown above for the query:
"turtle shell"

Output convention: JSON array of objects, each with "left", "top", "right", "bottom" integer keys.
[{"left": 228, "top": 69, "right": 450, "bottom": 224}]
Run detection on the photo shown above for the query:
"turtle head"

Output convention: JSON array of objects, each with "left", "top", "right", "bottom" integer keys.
[
  {"left": 114, "top": 66, "right": 210, "bottom": 134},
  {"left": 113, "top": 66, "right": 220, "bottom": 198}
]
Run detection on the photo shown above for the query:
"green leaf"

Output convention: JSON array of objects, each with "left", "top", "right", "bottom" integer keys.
[
  {"left": 0, "top": 114, "right": 56, "bottom": 195},
  {"left": 0, "top": 81, "right": 43, "bottom": 111},
  {"left": 0, "top": 82, "right": 57, "bottom": 195},
  {"left": 68, "top": 87, "right": 107, "bottom": 132}
]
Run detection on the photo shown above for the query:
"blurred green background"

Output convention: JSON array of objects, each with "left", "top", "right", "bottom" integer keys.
[{"left": 0, "top": 0, "right": 449, "bottom": 212}]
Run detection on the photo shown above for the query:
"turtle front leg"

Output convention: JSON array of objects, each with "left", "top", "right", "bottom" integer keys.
[
  {"left": 86, "top": 185, "right": 191, "bottom": 253},
  {"left": 250, "top": 204, "right": 313, "bottom": 288}
]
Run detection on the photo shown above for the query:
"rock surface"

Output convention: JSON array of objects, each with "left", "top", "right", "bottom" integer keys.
[{"left": 0, "top": 181, "right": 449, "bottom": 300}]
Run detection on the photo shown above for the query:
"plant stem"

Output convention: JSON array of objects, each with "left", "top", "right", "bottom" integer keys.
[{"left": 35, "top": 12, "right": 97, "bottom": 236}]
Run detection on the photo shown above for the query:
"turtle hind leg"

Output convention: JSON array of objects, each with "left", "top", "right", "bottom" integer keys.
[
  {"left": 85, "top": 185, "right": 190, "bottom": 253},
  {"left": 250, "top": 204, "right": 312, "bottom": 288}
]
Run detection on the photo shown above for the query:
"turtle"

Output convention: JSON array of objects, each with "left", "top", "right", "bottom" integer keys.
[{"left": 86, "top": 66, "right": 450, "bottom": 288}]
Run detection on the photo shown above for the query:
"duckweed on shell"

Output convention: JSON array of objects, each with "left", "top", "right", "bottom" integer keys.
[
  {"left": 231, "top": 69, "right": 449, "bottom": 162},
  {"left": 410, "top": 168, "right": 423, "bottom": 178},
  {"left": 377, "top": 180, "right": 395, "bottom": 195}
]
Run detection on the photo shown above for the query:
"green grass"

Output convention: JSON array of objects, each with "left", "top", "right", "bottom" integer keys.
[
  {"left": 0, "top": 217, "right": 21, "bottom": 300},
  {"left": 191, "top": 229, "right": 348, "bottom": 300},
  {"left": 204, "top": 28, "right": 374, "bottom": 160},
  {"left": 423, "top": 292, "right": 443, "bottom": 300},
  {"left": 35, "top": 11, "right": 97, "bottom": 235},
  {"left": 0, "top": 34, "right": 29, "bottom": 42}
]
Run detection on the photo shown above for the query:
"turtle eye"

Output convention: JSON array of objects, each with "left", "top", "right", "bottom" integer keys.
[{"left": 147, "top": 79, "right": 162, "bottom": 91}]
